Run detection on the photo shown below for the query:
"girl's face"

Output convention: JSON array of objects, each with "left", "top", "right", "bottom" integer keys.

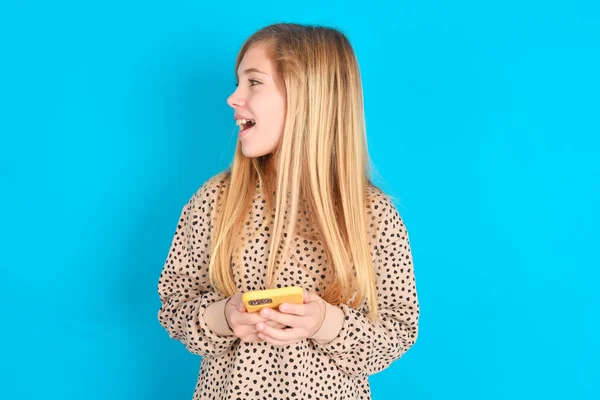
[{"left": 227, "top": 42, "right": 286, "bottom": 159}]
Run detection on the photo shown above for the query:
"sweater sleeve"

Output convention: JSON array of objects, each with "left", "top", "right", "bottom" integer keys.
[
  {"left": 157, "top": 176, "right": 238, "bottom": 357},
  {"left": 310, "top": 197, "right": 420, "bottom": 378}
]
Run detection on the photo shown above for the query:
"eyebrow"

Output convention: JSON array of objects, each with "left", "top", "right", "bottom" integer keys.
[{"left": 237, "top": 68, "right": 269, "bottom": 78}]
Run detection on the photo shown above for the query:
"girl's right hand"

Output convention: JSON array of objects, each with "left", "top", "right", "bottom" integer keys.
[{"left": 225, "top": 292, "right": 286, "bottom": 343}]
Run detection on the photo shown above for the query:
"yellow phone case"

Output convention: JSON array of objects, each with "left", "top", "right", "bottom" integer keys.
[{"left": 242, "top": 286, "right": 304, "bottom": 313}]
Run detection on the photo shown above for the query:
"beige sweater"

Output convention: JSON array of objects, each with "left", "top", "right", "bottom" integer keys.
[{"left": 157, "top": 172, "right": 420, "bottom": 399}]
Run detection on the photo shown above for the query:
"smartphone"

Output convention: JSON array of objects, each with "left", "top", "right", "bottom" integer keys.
[{"left": 242, "top": 286, "right": 304, "bottom": 313}]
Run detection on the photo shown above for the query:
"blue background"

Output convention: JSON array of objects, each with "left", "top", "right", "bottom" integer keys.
[{"left": 1, "top": 1, "right": 598, "bottom": 399}]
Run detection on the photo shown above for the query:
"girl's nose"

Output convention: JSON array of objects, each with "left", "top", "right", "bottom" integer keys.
[{"left": 227, "top": 90, "right": 245, "bottom": 108}]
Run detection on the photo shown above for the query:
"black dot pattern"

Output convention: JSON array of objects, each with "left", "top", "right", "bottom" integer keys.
[{"left": 157, "top": 172, "right": 420, "bottom": 399}]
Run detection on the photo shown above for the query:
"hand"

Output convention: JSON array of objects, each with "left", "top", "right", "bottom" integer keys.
[
  {"left": 225, "top": 292, "right": 286, "bottom": 343},
  {"left": 254, "top": 291, "right": 327, "bottom": 346}
]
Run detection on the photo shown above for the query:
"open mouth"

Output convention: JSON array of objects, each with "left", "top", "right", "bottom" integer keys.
[{"left": 236, "top": 118, "right": 256, "bottom": 132}]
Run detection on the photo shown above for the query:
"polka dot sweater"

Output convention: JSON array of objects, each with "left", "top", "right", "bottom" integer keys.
[{"left": 157, "top": 172, "right": 420, "bottom": 399}]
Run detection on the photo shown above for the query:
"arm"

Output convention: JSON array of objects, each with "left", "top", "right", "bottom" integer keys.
[
  {"left": 309, "top": 200, "right": 420, "bottom": 378},
  {"left": 157, "top": 177, "right": 238, "bottom": 357}
]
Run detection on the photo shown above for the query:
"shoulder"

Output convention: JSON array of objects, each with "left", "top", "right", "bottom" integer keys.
[
  {"left": 189, "top": 171, "right": 230, "bottom": 203},
  {"left": 366, "top": 184, "right": 409, "bottom": 248},
  {"left": 183, "top": 170, "right": 231, "bottom": 216}
]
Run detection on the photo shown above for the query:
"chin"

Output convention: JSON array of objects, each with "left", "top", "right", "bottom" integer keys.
[
  {"left": 242, "top": 144, "right": 277, "bottom": 159},
  {"left": 241, "top": 147, "right": 268, "bottom": 158}
]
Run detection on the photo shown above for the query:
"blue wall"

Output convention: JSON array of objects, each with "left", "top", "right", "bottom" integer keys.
[{"left": 1, "top": 1, "right": 598, "bottom": 399}]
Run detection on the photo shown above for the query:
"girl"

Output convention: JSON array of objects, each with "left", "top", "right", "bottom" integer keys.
[{"left": 157, "top": 23, "right": 420, "bottom": 400}]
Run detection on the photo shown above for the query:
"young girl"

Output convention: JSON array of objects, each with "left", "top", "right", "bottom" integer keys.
[{"left": 157, "top": 23, "right": 420, "bottom": 400}]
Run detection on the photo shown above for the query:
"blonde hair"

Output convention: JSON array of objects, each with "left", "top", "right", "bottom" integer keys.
[{"left": 209, "top": 23, "right": 383, "bottom": 322}]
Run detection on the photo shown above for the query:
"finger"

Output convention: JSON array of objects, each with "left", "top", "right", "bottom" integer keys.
[
  {"left": 304, "top": 291, "right": 321, "bottom": 303},
  {"left": 241, "top": 333, "right": 262, "bottom": 343},
  {"left": 245, "top": 310, "right": 272, "bottom": 325},
  {"left": 303, "top": 291, "right": 317, "bottom": 303},
  {"left": 257, "top": 332, "right": 293, "bottom": 347},
  {"left": 277, "top": 302, "right": 307, "bottom": 316},
  {"left": 260, "top": 307, "right": 302, "bottom": 327},
  {"left": 227, "top": 292, "right": 245, "bottom": 313},
  {"left": 237, "top": 297, "right": 246, "bottom": 312},
  {"left": 232, "top": 308, "right": 264, "bottom": 326},
  {"left": 256, "top": 323, "right": 303, "bottom": 341},
  {"left": 265, "top": 320, "right": 287, "bottom": 329}
]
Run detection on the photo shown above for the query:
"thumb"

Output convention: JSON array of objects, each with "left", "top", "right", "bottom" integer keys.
[
  {"left": 303, "top": 290, "right": 313, "bottom": 304},
  {"left": 236, "top": 294, "right": 246, "bottom": 312}
]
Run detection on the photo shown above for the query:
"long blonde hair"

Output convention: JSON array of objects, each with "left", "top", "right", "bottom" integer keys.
[{"left": 209, "top": 23, "right": 382, "bottom": 322}]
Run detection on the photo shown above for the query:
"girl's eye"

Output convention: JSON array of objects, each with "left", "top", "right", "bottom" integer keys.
[{"left": 234, "top": 79, "right": 260, "bottom": 88}]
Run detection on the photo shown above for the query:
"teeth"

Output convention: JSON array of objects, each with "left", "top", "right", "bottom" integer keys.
[{"left": 236, "top": 118, "right": 255, "bottom": 128}]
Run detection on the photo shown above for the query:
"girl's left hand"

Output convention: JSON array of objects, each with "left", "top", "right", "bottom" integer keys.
[{"left": 255, "top": 291, "right": 327, "bottom": 346}]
